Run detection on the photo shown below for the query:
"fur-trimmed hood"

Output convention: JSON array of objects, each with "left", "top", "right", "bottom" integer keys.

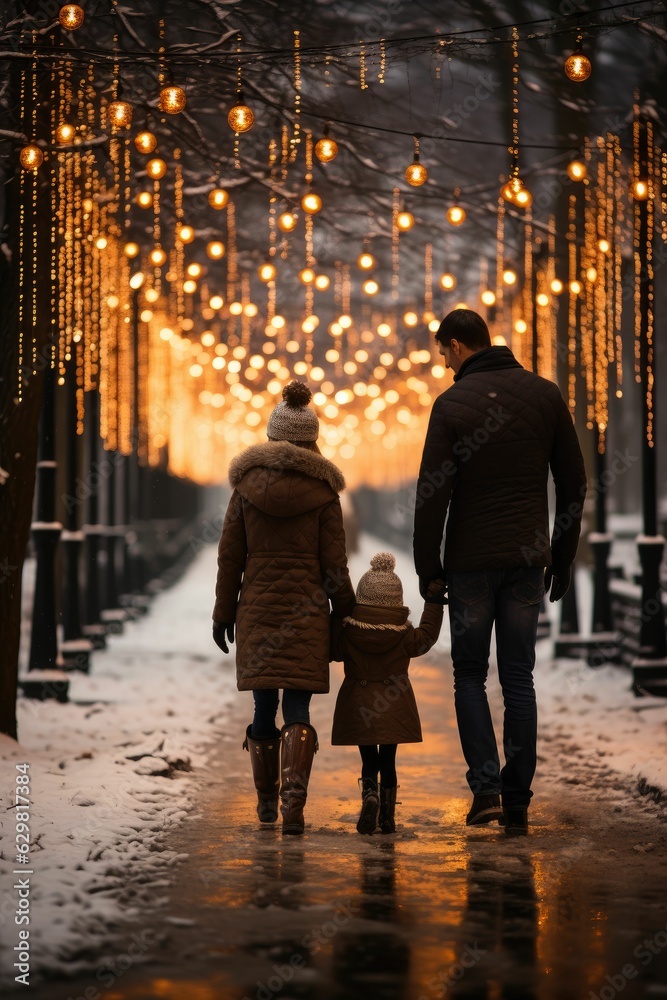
[{"left": 229, "top": 441, "right": 346, "bottom": 518}]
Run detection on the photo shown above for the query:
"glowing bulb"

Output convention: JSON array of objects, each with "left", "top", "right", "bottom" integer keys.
[
  {"left": 502, "top": 269, "right": 517, "bottom": 285},
  {"left": 159, "top": 85, "right": 187, "bottom": 115},
  {"left": 377, "top": 323, "right": 392, "bottom": 338},
  {"left": 95, "top": 237, "right": 107, "bottom": 250},
  {"left": 439, "top": 272, "right": 456, "bottom": 290},
  {"left": 228, "top": 98, "right": 254, "bottom": 132},
  {"left": 515, "top": 318, "right": 527, "bottom": 334},
  {"left": 536, "top": 292, "right": 550, "bottom": 307},
  {"left": 259, "top": 262, "right": 276, "bottom": 281},
  {"left": 206, "top": 240, "right": 225, "bottom": 259},
  {"left": 124, "top": 241, "right": 140, "bottom": 258},
  {"left": 586, "top": 266, "right": 597, "bottom": 283},
  {"left": 454, "top": 302, "right": 468, "bottom": 310},
  {"left": 598, "top": 239, "right": 610, "bottom": 254},
  {"left": 229, "top": 301, "right": 243, "bottom": 316},
  {"left": 271, "top": 314, "right": 285, "bottom": 329},
  {"left": 55, "top": 123, "right": 75, "bottom": 143},
  {"left": 108, "top": 100, "right": 133, "bottom": 129},
  {"left": 136, "top": 191, "right": 153, "bottom": 208},
  {"left": 150, "top": 247, "right": 167, "bottom": 266},
  {"left": 208, "top": 188, "right": 229, "bottom": 210},
  {"left": 134, "top": 130, "right": 157, "bottom": 154},
  {"left": 396, "top": 210, "right": 414, "bottom": 231},
  {"left": 299, "top": 267, "right": 315, "bottom": 285},
  {"left": 564, "top": 49, "right": 592, "bottom": 82},
  {"left": 160, "top": 327, "right": 174, "bottom": 341},
  {"left": 567, "top": 159, "right": 587, "bottom": 181},
  {"left": 20, "top": 145, "right": 43, "bottom": 169},
  {"left": 403, "top": 311, "right": 419, "bottom": 327},
  {"left": 314, "top": 274, "right": 330, "bottom": 290},
  {"left": 481, "top": 289, "right": 496, "bottom": 306},
  {"left": 183, "top": 279, "right": 197, "bottom": 294},
  {"left": 187, "top": 263, "right": 202, "bottom": 278},
  {"left": 59, "top": 4, "right": 84, "bottom": 30},
  {"left": 315, "top": 136, "right": 338, "bottom": 162},
  {"left": 210, "top": 295, "right": 224, "bottom": 310},
  {"left": 301, "top": 192, "right": 322, "bottom": 215},
  {"left": 106, "top": 294, "right": 120, "bottom": 309},
  {"left": 363, "top": 279, "right": 379, "bottom": 295},
  {"left": 147, "top": 158, "right": 167, "bottom": 180},
  {"left": 338, "top": 314, "right": 353, "bottom": 329},
  {"left": 129, "top": 272, "right": 144, "bottom": 291},
  {"left": 405, "top": 161, "right": 428, "bottom": 186},
  {"left": 514, "top": 186, "right": 532, "bottom": 208},
  {"left": 550, "top": 279, "right": 564, "bottom": 294},
  {"left": 178, "top": 224, "right": 195, "bottom": 243},
  {"left": 278, "top": 211, "right": 297, "bottom": 232},
  {"left": 570, "top": 280, "right": 582, "bottom": 295},
  {"left": 358, "top": 253, "right": 375, "bottom": 270},
  {"left": 244, "top": 303, "right": 258, "bottom": 317},
  {"left": 446, "top": 205, "right": 466, "bottom": 225},
  {"left": 632, "top": 180, "right": 649, "bottom": 200}
]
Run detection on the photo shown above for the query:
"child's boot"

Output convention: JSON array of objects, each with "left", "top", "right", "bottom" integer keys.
[
  {"left": 356, "top": 777, "right": 379, "bottom": 834},
  {"left": 379, "top": 784, "right": 398, "bottom": 834}
]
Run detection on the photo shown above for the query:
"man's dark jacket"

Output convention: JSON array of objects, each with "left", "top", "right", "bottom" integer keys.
[{"left": 413, "top": 346, "right": 587, "bottom": 584}]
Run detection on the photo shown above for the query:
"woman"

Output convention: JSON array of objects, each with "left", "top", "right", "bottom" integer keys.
[{"left": 212, "top": 381, "right": 355, "bottom": 835}]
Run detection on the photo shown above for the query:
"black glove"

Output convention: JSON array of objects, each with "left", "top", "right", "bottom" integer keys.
[
  {"left": 544, "top": 566, "right": 571, "bottom": 603},
  {"left": 212, "top": 621, "right": 235, "bottom": 653},
  {"left": 419, "top": 577, "right": 449, "bottom": 605}
]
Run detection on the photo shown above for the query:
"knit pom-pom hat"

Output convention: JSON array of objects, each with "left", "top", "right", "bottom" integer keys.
[
  {"left": 266, "top": 380, "right": 319, "bottom": 442},
  {"left": 355, "top": 552, "right": 404, "bottom": 608}
]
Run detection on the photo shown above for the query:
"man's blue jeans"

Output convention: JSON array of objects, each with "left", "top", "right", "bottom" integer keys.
[{"left": 447, "top": 567, "right": 544, "bottom": 809}]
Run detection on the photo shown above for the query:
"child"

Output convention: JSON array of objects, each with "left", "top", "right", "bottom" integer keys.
[{"left": 331, "top": 553, "right": 443, "bottom": 834}]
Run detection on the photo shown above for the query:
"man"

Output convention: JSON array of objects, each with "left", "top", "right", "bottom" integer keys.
[{"left": 413, "top": 309, "right": 586, "bottom": 836}]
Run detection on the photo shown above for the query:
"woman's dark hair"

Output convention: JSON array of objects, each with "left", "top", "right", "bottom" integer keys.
[{"left": 435, "top": 309, "right": 491, "bottom": 351}]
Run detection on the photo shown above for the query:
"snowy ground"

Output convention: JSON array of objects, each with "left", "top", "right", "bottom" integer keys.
[{"left": 1, "top": 534, "right": 666, "bottom": 989}]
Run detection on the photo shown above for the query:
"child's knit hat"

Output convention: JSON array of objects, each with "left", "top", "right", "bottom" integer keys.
[
  {"left": 356, "top": 553, "right": 404, "bottom": 607},
  {"left": 267, "top": 380, "right": 319, "bottom": 442}
]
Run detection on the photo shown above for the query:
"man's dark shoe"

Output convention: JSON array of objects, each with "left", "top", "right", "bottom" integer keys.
[
  {"left": 502, "top": 806, "right": 528, "bottom": 836},
  {"left": 466, "top": 793, "right": 502, "bottom": 826}
]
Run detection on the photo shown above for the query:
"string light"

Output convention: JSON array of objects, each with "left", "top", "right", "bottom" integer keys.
[
  {"left": 134, "top": 130, "right": 157, "bottom": 153},
  {"left": 405, "top": 136, "right": 428, "bottom": 186},
  {"left": 564, "top": 35, "right": 592, "bottom": 82},
  {"left": 59, "top": 4, "right": 84, "bottom": 29},
  {"left": 278, "top": 210, "right": 297, "bottom": 232},
  {"left": 209, "top": 187, "right": 229, "bottom": 209},
  {"left": 446, "top": 202, "right": 466, "bottom": 225},
  {"left": 147, "top": 157, "right": 167, "bottom": 179},
  {"left": 207, "top": 241, "right": 225, "bottom": 259},
  {"left": 228, "top": 95, "right": 255, "bottom": 132},
  {"left": 396, "top": 210, "right": 414, "bottom": 231},
  {"left": 315, "top": 125, "right": 338, "bottom": 163},
  {"left": 159, "top": 83, "right": 187, "bottom": 114},
  {"left": 108, "top": 96, "right": 133, "bottom": 129},
  {"left": 259, "top": 262, "right": 276, "bottom": 281},
  {"left": 55, "top": 123, "right": 75, "bottom": 143},
  {"left": 439, "top": 273, "right": 456, "bottom": 290},
  {"left": 20, "top": 145, "right": 43, "bottom": 170},
  {"left": 567, "top": 159, "right": 587, "bottom": 181},
  {"left": 301, "top": 192, "right": 322, "bottom": 214}
]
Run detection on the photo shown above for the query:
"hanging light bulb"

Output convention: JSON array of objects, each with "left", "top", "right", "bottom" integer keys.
[
  {"left": 159, "top": 83, "right": 187, "bottom": 114},
  {"left": 124, "top": 242, "right": 140, "bottom": 258},
  {"left": 228, "top": 93, "right": 254, "bottom": 132},
  {"left": 598, "top": 238, "right": 611, "bottom": 254},
  {"left": 446, "top": 204, "right": 466, "bottom": 225},
  {"left": 208, "top": 187, "right": 229, "bottom": 209},
  {"left": 206, "top": 241, "right": 225, "bottom": 259},
  {"left": 259, "top": 262, "right": 276, "bottom": 282},
  {"left": 315, "top": 125, "right": 338, "bottom": 163},
  {"left": 178, "top": 224, "right": 195, "bottom": 243},
  {"left": 503, "top": 268, "right": 517, "bottom": 285},
  {"left": 59, "top": 4, "right": 84, "bottom": 30},
  {"left": 363, "top": 279, "right": 379, "bottom": 295},
  {"left": 439, "top": 272, "right": 456, "bottom": 291},
  {"left": 567, "top": 159, "right": 587, "bottom": 181},
  {"left": 150, "top": 247, "right": 167, "bottom": 266},
  {"left": 136, "top": 191, "right": 153, "bottom": 208},
  {"left": 550, "top": 278, "right": 564, "bottom": 294},
  {"left": 134, "top": 130, "right": 157, "bottom": 154},
  {"left": 632, "top": 179, "right": 649, "bottom": 200},
  {"left": 569, "top": 280, "right": 582, "bottom": 295},
  {"left": 278, "top": 210, "right": 297, "bottom": 232},
  {"left": 187, "top": 262, "right": 203, "bottom": 278},
  {"left": 147, "top": 157, "right": 167, "bottom": 180},
  {"left": 481, "top": 289, "right": 496, "bottom": 306},
  {"left": 301, "top": 192, "right": 322, "bottom": 215},
  {"left": 108, "top": 92, "right": 133, "bottom": 129},
  {"left": 55, "top": 122, "right": 75, "bottom": 143},
  {"left": 536, "top": 292, "right": 550, "bottom": 307},
  {"left": 210, "top": 294, "right": 224, "bottom": 310},
  {"left": 19, "top": 144, "right": 43, "bottom": 170},
  {"left": 314, "top": 274, "right": 330, "bottom": 290},
  {"left": 299, "top": 267, "right": 316, "bottom": 284},
  {"left": 405, "top": 135, "right": 428, "bottom": 187},
  {"left": 514, "top": 185, "right": 532, "bottom": 208},
  {"left": 396, "top": 210, "right": 414, "bottom": 231},
  {"left": 564, "top": 37, "right": 592, "bottom": 82},
  {"left": 403, "top": 311, "right": 419, "bottom": 327},
  {"left": 357, "top": 252, "right": 375, "bottom": 270}
]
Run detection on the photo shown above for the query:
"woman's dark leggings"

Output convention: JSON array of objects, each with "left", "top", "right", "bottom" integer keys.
[
  {"left": 359, "top": 744, "right": 397, "bottom": 787},
  {"left": 252, "top": 689, "right": 313, "bottom": 739}
]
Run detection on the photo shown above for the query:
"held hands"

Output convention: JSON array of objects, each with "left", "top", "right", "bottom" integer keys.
[
  {"left": 419, "top": 577, "right": 449, "bottom": 605},
  {"left": 544, "top": 566, "right": 571, "bottom": 603},
  {"left": 212, "top": 621, "right": 235, "bottom": 654}
]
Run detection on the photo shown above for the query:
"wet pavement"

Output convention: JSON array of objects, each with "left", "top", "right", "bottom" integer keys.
[{"left": 15, "top": 652, "right": 667, "bottom": 1000}]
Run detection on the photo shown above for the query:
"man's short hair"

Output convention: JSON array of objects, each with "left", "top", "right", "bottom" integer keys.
[{"left": 435, "top": 309, "right": 492, "bottom": 351}]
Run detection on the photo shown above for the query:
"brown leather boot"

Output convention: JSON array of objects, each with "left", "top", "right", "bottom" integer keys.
[
  {"left": 279, "top": 722, "right": 318, "bottom": 835},
  {"left": 243, "top": 725, "right": 280, "bottom": 824}
]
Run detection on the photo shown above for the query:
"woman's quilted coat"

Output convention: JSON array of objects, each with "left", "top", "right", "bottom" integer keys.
[{"left": 213, "top": 442, "right": 355, "bottom": 692}]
